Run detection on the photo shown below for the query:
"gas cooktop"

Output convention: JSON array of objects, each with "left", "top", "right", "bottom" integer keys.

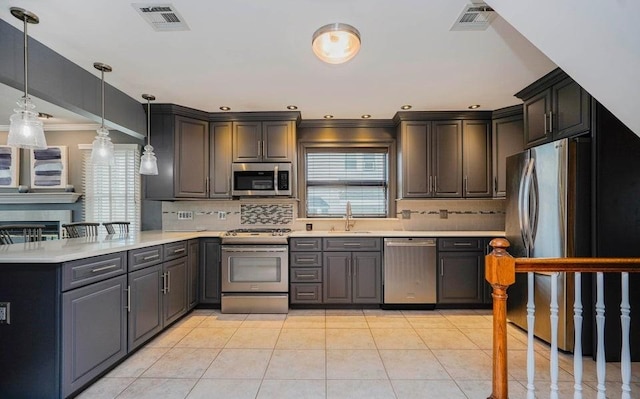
[{"left": 221, "top": 228, "right": 292, "bottom": 244}]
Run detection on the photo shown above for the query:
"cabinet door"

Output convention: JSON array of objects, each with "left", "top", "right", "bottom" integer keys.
[
  {"left": 62, "top": 275, "right": 127, "bottom": 398},
  {"left": 463, "top": 120, "right": 491, "bottom": 197},
  {"left": 523, "top": 89, "right": 552, "bottom": 148},
  {"left": 552, "top": 78, "right": 590, "bottom": 139},
  {"left": 175, "top": 116, "right": 209, "bottom": 197},
  {"left": 492, "top": 115, "right": 524, "bottom": 197},
  {"left": 163, "top": 258, "right": 188, "bottom": 326},
  {"left": 263, "top": 121, "right": 294, "bottom": 161},
  {"left": 323, "top": 252, "right": 351, "bottom": 303},
  {"left": 200, "top": 239, "right": 221, "bottom": 304},
  {"left": 400, "top": 122, "right": 431, "bottom": 197},
  {"left": 352, "top": 252, "right": 382, "bottom": 303},
  {"left": 432, "top": 120, "right": 462, "bottom": 197},
  {"left": 188, "top": 239, "right": 200, "bottom": 310},
  {"left": 209, "top": 122, "right": 233, "bottom": 197},
  {"left": 438, "top": 252, "right": 484, "bottom": 304},
  {"left": 233, "top": 121, "right": 262, "bottom": 162},
  {"left": 128, "top": 265, "right": 163, "bottom": 351}
]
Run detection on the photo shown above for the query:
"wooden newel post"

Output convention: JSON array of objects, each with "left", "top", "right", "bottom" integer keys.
[{"left": 485, "top": 238, "right": 516, "bottom": 399}]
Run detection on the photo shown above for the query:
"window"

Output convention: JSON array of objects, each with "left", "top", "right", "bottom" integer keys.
[
  {"left": 81, "top": 144, "right": 141, "bottom": 232},
  {"left": 305, "top": 149, "right": 388, "bottom": 217}
]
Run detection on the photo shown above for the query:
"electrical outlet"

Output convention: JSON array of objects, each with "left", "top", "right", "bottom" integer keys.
[
  {"left": 218, "top": 211, "right": 226, "bottom": 220},
  {"left": 439, "top": 209, "right": 448, "bottom": 219},
  {"left": 177, "top": 211, "right": 193, "bottom": 220},
  {"left": 0, "top": 302, "right": 10, "bottom": 324}
]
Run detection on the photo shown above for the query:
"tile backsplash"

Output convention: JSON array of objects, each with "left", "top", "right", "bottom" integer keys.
[{"left": 162, "top": 198, "right": 505, "bottom": 232}]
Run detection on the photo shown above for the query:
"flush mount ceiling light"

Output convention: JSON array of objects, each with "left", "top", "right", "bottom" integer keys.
[
  {"left": 7, "top": 7, "right": 47, "bottom": 149},
  {"left": 219, "top": 106, "right": 231, "bottom": 111},
  {"left": 312, "top": 23, "right": 361, "bottom": 64},
  {"left": 90, "top": 62, "right": 115, "bottom": 166},
  {"left": 323, "top": 115, "right": 334, "bottom": 119},
  {"left": 139, "top": 94, "right": 158, "bottom": 175},
  {"left": 286, "top": 105, "right": 298, "bottom": 110},
  {"left": 400, "top": 105, "right": 412, "bottom": 110},
  {"left": 361, "top": 114, "right": 371, "bottom": 119},
  {"left": 468, "top": 104, "right": 481, "bottom": 109}
]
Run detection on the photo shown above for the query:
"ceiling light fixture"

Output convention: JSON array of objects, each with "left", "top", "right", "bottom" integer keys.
[
  {"left": 400, "top": 105, "right": 412, "bottom": 110},
  {"left": 361, "top": 114, "right": 371, "bottom": 119},
  {"left": 37, "top": 112, "right": 53, "bottom": 119},
  {"left": 324, "top": 115, "right": 334, "bottom": 119},
  {"left": 219, "top": 106, "right": 231, "bottom": 111},
  {"left": 90, "top": 62, "right": 115, "bottom": 165},
  {"left": 468, "top": 104, "right": 481, "bottom": 109},
  {"left": 139, "top": 94, "right": 158, "bottom": 175},
  {"left": 312, "top": 23, "right": 361, "bottom": 64},
  {"left": 286, "top": 105, "right": 298, "bottom": 110},
  {"left": 6, "top": 7, "right": 47, "bottom": 149}
]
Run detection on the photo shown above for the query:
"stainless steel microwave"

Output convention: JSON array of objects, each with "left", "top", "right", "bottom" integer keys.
[{"left": 231, "top": 163, "right": 292, "bottom": 196}]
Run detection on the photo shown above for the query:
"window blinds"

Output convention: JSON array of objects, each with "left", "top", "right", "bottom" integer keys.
[
  {"left": 306, "top": 151, "right": 388, "bottom": 217},
  {"left": 82, "top": 144, "right": 141, "bottom": 233}
]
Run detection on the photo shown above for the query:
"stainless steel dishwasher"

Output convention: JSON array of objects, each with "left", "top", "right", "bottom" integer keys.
[{"left": 383, "top": 238, "right": 437, "bottom": 304}]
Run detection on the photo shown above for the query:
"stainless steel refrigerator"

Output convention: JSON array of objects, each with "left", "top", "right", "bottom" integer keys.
[{"left": 505, "top": 137, "right": 591, "bottom": 352}]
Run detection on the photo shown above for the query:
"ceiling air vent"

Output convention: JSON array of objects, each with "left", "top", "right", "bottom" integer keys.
[
  {"left": 450, "top": 3, "right": 496, "bottom": 31},
  {"left": 132, "top": 3, "right": 190, "bottom": 32}
]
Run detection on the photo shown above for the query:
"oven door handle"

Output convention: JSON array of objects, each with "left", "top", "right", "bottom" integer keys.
[{"left": 222, "top": 247, "right": 289, "bottom": 253}]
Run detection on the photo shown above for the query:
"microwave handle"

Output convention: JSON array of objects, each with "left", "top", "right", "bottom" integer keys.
[{"left": 274, "top": 165, "right": 279, "bottom": 195}]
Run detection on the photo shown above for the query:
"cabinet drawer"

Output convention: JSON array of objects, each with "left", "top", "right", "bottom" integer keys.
[
  {"left": 438, "top": 238, "right": 483, "bottom": 251},
  {"left": 289, "top": 238, "right": 322, "bottom": 251},
  {"left": 323, "top": 237, "right": 381, "bottom": 251},
  {"left": 62, "top": 252, "right": 127, "bottom": 291},
  {"left": 290, "top": 252, "right": 322, "bottom": 267},
  {"left": 128, "top": 245, "right": 163, "bottom": 271},
  {"left": 164, "top": 241, "right": 188, "bottom": 261},
  {"left": 290, "top": 283, "right": 322, "bottom": 303},
  {"left": 291, "top": 267, "right": 322, "bottom": 283}
]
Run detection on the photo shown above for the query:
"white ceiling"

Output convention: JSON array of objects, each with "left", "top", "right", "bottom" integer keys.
[{"left": 0, "top": 0, "right": 557, "bottom": 124}]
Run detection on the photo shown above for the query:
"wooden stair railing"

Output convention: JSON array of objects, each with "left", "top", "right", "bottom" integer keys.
[{"left": 485, "top": 237, "right": 640, "bottom": 399}]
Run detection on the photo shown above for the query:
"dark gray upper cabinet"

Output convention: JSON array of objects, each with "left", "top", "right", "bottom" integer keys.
[
  {"left": 492, "top": 106, "right": 524, "bottom": 198},
  {"left": 233, "top": 120, "right": 295, "bottom": 162},
  {"left": 396, "top": 112, "right": 493, "bottom": 199},
  {"left": 516, "top": 68, "right": 591, "bottom": 148},
  {"left": 175, "top": 116, "right": 210, "bottom": 197},
  {"left": 462, "top": 120, "right": 492, "bottom": 197},
  {"left": 209, "top": 122, "right": 233, "bottom": 198}
]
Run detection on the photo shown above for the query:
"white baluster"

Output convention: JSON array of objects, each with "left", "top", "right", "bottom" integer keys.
[
  {"left": 527, "top": 271, "right": 536, "bottom": 399},
  {"left": 621, "top": 272, "right": 631, "bottom": 399},
  {"left": 596, "top": 272, "right": 606, "bottom": 399},
  {"left": 573, "top": 272, "right": 583, "bottom": 399},
  {"left": 550, "top": 272, "right": 559, "bottom": 399}
]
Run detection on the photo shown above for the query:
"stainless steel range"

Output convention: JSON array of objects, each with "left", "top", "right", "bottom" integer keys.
[{"left": 220, "top": 228, "right": 291, "bottom": 314}]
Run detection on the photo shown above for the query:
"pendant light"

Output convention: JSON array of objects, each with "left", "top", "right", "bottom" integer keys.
[
  {"left": 139, "top": 94, "right": 158, "bottom": 175},
  {"left": 312, "top": 23, "right": 361, "bottom": 64},
  {"left": 7, "top": 7, "right": 47, "bottom": 149},
  {"left": 90, "top": 62, "right": 115, "bottom": 165}
]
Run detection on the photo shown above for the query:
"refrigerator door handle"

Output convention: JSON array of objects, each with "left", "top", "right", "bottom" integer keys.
[
  {"left": 519, "top": 159, "right": 531, "bottom": 253},
  {"left": 529, "top": 161, "right": 539, "bottom": 252}
]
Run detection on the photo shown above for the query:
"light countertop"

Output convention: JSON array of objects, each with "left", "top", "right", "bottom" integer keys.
[{"left": 0, "top": 230, "right": 504, "bottom": 264}]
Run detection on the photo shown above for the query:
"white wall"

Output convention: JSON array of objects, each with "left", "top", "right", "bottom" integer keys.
[{"left": 486, "top": 0, "right": 640, "bottom": 136}]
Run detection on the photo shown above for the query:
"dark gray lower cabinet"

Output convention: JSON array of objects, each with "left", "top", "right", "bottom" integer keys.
[
  {"left": 128, "top": 265, "right": 163, "bottom": 351},
  {"left": 62, "top": 275, "right": 128, "bottom": 398},
  {"left": 437, "top": 251, "right": 484, "bottom": 304},
  {"left": 200, "top": 238, "right": 221, "bottom": 304},
  {"left": 163, "top": 257, "right": 188, "bottom": 325},
  {"left": 323, "top": 251, "right": 381, "bottom": 304},
  {"left": 188, "top": 239, "right": 200, "bottom": 309}
]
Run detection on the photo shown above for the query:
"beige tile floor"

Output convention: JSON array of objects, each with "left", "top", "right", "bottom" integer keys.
[{"left": 78, "top": 309, "right": 639, "bottom": 399}]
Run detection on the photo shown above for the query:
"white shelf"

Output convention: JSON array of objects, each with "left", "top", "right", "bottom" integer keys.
[{"left": 0, "top": 192, "right": 83, "bottom": 204}]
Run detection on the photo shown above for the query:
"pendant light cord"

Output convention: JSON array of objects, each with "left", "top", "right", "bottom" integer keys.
[
  {"left": 147, "top": 98, "right": 151, "bottom": 147},
  {"left": 100, "top": 69, "right": 105, "bottom": 128},
  {"left": 22, "top": 16, "right": 28, "bottom": 99}
]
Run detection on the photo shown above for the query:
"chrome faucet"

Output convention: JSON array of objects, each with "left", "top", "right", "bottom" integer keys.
[{"left": 345, "top": 201, "right": 355, "bottom": 231}]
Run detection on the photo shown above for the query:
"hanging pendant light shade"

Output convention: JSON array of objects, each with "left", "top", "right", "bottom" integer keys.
[
  {"left": 311, "top": 23, "right": 361, "bottom": 64},
  {"left": 90, "top": 62, "right": 115, "bottom": 165},
  {"left": 139, "top": 94, "right": 158, "bottom": 175},
  {"left": 7, "top": 7, "right": 47, "bottom": 149}
]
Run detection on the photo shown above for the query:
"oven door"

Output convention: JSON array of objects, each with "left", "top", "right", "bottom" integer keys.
[{"left": 221, "top": 245, "right": 289, "bottom": 292}]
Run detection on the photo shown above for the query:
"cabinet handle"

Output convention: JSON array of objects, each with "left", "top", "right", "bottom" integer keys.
[
  {"left": 343, "top": 243, "right": 361, "bottom": 247},
  {"left": 162, "top": 272, "right": 168, "bottom": 294},
  {"left": 549, "top": 111, "right": 553, "bottom": 132},
  {"left": 298, "top": 293, "right": 316, "bottom": 297},
  {"left": 453, "top": 242, "right": 473, "bottom": 246},
  {"left": 544, "top": 112, "right": 548, "bottom": 133},
  {"left": 206, "top": 177, "right": 210, "bottom": 196},
  {"left": 91, "top": 264, "right": 118, "bottom": 273},
  {"left": 257, "top": 140, "right": 261, "bottom": 157},
  {"left": 464, "top": 176, "right": 468, "bottom": 194},
  {"left": 440, "top": 259, "right": 444, "bottom": 276},
  {"left": 348, "top": 258, "right": 352, "bottom": 276},
  {"left": 262, "top": 140, "right": 267, "bottom": 159},
  {"left": 125, "top": 286, "right": 131, "bottom": 313},
  {"left": 429, "top": 175, "right": 433, "bottom": 193},
  {"left": 167, "top": 271, "right": 171, "bottom": 293},
  {"left": 434, "top": 176, "right": 438, "bottom": 192},
  {"left": 296, "top": 274, "right": 316, "bottom": 279},
  {"left": 494, "top": 176, "right": 498, "bottom": 194},
  {"left": 143, "top": 254, "right": 159, "bottom": 261},
  {"left": 173, "top": 248, "right": 186, "bottom": 254},
  {"left": 296, "top": 258, "right": 316, "bottom": 263},
  {"left": 296, "top": 243, "right": 316, "bottom": 247}
]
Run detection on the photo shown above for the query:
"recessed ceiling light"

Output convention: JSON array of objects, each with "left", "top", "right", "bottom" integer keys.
[
  {"left": 286, "top": 105, "right": 298, "bottom": 110},
  {"left": 468, "top": 104, "right": 481, "bottom": 109},
  {"left": 219, "top": 106, "right": 231, "bottom": 111},
  {"left": 324, "top": 115, "right": 334, "bottom": 119},
  {"left": 400, "top": 105, "right": 412, "bottom": 110},
  {"left": 361, "top": 114, "right": 371, "bottom": 119}
]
